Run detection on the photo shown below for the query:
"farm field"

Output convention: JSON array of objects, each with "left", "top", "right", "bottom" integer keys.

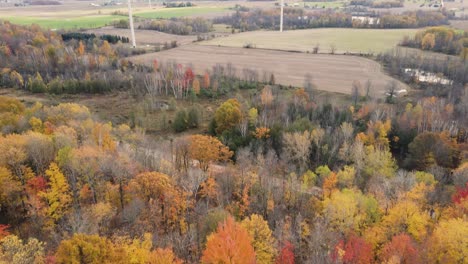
[
  {"left": 201, "top": 28, "right": 419, "bottom": 54},
  {"left": 1, "top": 15, "right": 123, "bottom": 30},
  {"left": 0, "top": 4, "right": 231, "bottom": 29},
  {"left": 450, "top": 20, "right": 468, "bottom": 31},
  {"left": 134, "top": 6, "right": 230, "bottom": 19},
  {"left": 85, "top": 27, "right": 197, "bottom": 46},
  {"left": 129, "top": 45, "right": 408, "bottom": 95}
]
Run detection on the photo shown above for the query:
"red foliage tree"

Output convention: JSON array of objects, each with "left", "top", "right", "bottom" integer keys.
[
  {"left": 332, "top": 233, "right": 373, "bottom": 264},
  {"left": 276, "top": 241, "right": 295, "bottom": 264},
  {"left": 452, "top": 182, "right": 468, "bottom": 204},
  {"left": 153, "top": 59, "right": 159, "bottom": 72},
  {"left": 0, "top": 224, "right": 10, "bottom": 239},
  {"left": 380, "top": 233, "right": 421, "bottom": 264},
  {"left": 26, "top": 176, "right": 47, "bottom": 195},
  {"left": 184, "top": 67, "right": 195, "bottom": 88}
]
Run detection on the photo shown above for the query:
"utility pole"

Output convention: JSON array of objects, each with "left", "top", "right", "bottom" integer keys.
[
  {"left": 149, "top": 0, "right": 151, "bottom": 9},
  {"left": 280, "top": 0, "right": 284, "bottom": 32},
  {"left": 128, "top": 0, "right": 136, "bottom": 48}
]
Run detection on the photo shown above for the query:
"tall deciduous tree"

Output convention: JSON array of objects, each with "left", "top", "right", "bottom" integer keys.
[
  {"left": 380, "top": 233, "right": 421, "bottom": 264},
  {"left": 55, "top": 234, "right": 114, "bottom": 264},
  {"left": 426, "top": 218, "right": 468, "bottom": 264},
  {"left": 0, "top": 235, "right": 45, "bottom": 264},
  {"left": 201, "top": 216, "right": 256, "bottom": 264},
  {"left": 214, "top": 99, "right": 242, "bottom": 134},
  {"left": 241, "top": 214, "right": 277, "bottom": 263},
  {"left": 188, "top": 134, "right": 233, "bottom": 172},
  {"left": 333, "top": 233, "right": 373, "bottom": 264},
  {"left": 276, "top": 241, "right": 294, "bottom": 264},
  {"left": 41, "top": 162, "right": 72, "bottom": 224}
]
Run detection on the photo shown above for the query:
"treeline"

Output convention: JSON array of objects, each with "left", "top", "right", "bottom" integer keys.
[
  {"left": 25, "top": 0, "right": 61, "bottom": 5},
  {"left": 350, "top": 0, "right": 404, "bottom": 8},
  {"left": 164, "top": 1, "right": 194, "bottom": 7},
  {"left": 0, "top": 22, "right": 139, "bottom": 94},
  {"left": 400, "top": 27, "right": 468, "bottom": 56},
  {"left": 139, "top": 17, "right": 212, "bottom": 35},
  {"left": 214, "top": 7, "right": 449, "bottom": 31},
  {"left": 61, "top": 32, "right": 130, "bottom": 44},
  {"left": 139, "top": 60, "right": 272, "bottom": 102}
]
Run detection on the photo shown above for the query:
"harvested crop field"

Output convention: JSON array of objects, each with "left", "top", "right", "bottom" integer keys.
[
  {"left": 450, "top": 20, "right": 468, "bottom": 31},
  {"left": 201, "top": 28, "right": 418, "bottom": 54},
  {"left": 130, "top": 45, "right": 408, "bottom": 95},
  {"left": 85, "top": 27, "right": 197, "bottom": 46}
]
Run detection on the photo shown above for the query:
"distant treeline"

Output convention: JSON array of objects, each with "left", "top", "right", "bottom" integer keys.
[
  {"left": 139, "top": 17, "right": 212, "bottom": 35},
  {"left": 0, "top": 22, "right": 136, "bottom": 95},
  {"left": 163, "top": 1, "right": 194, "bottom": 7},
  {"left": 61, "top": 32, "right": 130, "bottom": 44},
  {"left": 25, "top": 0, "right": 61, "bottom": 5},
  {"left": 349, "top": 0, "right": 404, "bottom": 8},
  {"left": 214, "top": 8, "right": 449, "bottom": 31},
  {"left": 400, "top": 27, "right": 468, "bottom": 56}
]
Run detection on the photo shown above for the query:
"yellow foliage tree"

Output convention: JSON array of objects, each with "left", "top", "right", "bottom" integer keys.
[
  {"left": 55, "top": 234, "right": 115, "bottom": 264},
  {"left": 427, "top": 218, "right": 468, "bottom": 264},
  {"left": 381, "top": 200, "right": 430, "bottom": 242},
  {"left": 241, "top": 214, "right": 277, "bottom": 264},
  {"left": 323, "top": 188, "right": 380, "bottom": 234},
  {"left": 421, "top": 33, "right": 436, "bottom": 50},
  {"left": 40, "top": 162, "right": 72, "bottom": 224},
  {"left": 149, "top": 248, "right": 183, "bottom": 264},
  {"left": 214, "top": 98, "right": 242, "bottom": 134}
]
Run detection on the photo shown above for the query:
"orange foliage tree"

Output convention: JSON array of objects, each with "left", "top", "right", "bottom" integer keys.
[
  {"left": 188, "top": 135, "right": 233, "bottom": 172},
  {"left": 201, "top": 216, "right": 256, "bottom": 264}
]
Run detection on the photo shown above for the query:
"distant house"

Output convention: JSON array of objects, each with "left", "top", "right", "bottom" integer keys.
[
  {"left": 352, "top": 16, "right": 380, "bottom": 25},
  {"left": 385, "top": 89, "right": 408, "bottom": 97},
  {"left": 404, "top": 68, "right": 453, "bottom": 86}
]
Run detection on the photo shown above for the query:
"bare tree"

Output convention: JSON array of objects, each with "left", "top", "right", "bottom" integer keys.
[
  {"left": 351, "top": 80, "right": 362, "bottom": 107},
  {"left": 365, "top": 79, "right": 373, "bottom": 100},
  {"left": 385, "top": 80, "right": 398, "bottom": 103},
  {"left": 313, "top": 43, "right": 320, "bottom": 54},
  {"left": 304, "top": 73, "right": 315, "bottom": 100},
  {"left": 330, "top": 44, "right": 336, "bottom": 54}
]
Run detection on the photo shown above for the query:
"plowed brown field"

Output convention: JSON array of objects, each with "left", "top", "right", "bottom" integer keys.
[{"left": 130, "top": 45, "right": 408, "bottom": 95}]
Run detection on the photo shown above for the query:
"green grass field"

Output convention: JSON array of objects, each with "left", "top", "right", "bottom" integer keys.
[
  {"left": 201, "top": 28, "right": 419, "bottom": 54},
  {"left": 1, "top": 6, "right": 228, "bottom": 30},
  {"left": 134, "top": 6, "right": 228, "bottom": 19},
  {"left": 2, "top": 15, "right": 124, "bottom": 30}
]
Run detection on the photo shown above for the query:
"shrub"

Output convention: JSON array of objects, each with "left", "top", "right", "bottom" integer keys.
[{"left": 173, "top": 110, "right": 188, "bottom": 132}]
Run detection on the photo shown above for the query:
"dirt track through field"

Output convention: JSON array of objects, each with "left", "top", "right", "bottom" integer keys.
[{"left": 129, "top": 45, "right": 408, "bottom": 95}]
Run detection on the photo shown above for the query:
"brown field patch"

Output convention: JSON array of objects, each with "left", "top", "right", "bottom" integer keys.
[
  {"left": 450, "top": 20, "right": 468, "bottom": 31},
  {"left": 129, "top": 45, "right": 408, "bottom": 96},
  {"left": 85, "top": 27, "right": 197, "bottom": 46}
]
